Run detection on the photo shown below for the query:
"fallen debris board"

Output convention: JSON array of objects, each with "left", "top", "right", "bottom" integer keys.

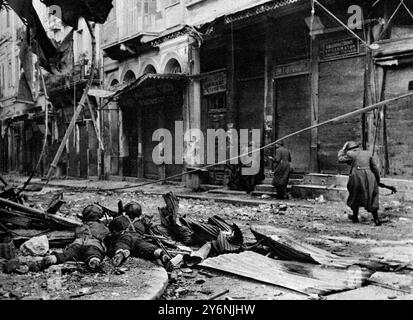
[
  {"left": 0, "top": 197, "right": 81, "bottom": 229},
  {"left": 251, "top": 225, "right": 369, "bottom": 269},
  {"left": 369, "top": 246, "right": 413, "bottom": 270},
  {"left": 199, "top": 251, "right": 369, "bottom": 297},
  {"left": 326, "top": 285, "right": 411, "bottom": 300},
  {"left": 369, "top": 272, "right": 413, "bottom": 292}
]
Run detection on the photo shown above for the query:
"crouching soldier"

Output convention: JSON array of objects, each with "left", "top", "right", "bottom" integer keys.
[
  {"left": 106, "top": 202, "right": 173, "bottom": 271},
  {"left": 338, "top": 141, "right": 382, "bottom": 226},
  {"left": 41, "top": 204, "right": 110, "bottom": 270}
]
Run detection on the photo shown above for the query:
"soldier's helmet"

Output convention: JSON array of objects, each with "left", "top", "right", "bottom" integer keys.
[
  {"left": 82, "top": 204, "right": 103, "bottom": 222},
  {"left": 124, "top": 202, "right": 142, "bottom": 218},
  {"left": 346, "top": 141, "right": 360, "bottom": 151}
]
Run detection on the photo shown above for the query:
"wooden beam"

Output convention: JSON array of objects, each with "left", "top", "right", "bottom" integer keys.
[{"left": 0, "top": 197, "right": 81, "bottom": 228}]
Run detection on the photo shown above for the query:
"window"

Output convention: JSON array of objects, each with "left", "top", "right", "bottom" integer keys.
[
  {"left": 6, "top": 10, "right": 10, "bottom": 28},
  {"left": 0, "top": 64, "right": 4, "bottom": 96},
  {"left": 7, "top": 60, "right": 12, "bottom": 88}
]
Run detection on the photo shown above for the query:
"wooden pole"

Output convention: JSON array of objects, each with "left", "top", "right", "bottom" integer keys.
[
  {"left": 86, "top": 96, "right": 104, "bottom": 150},
  {"left": 45, "top": 21, "right": 97, "bottom": 182}
]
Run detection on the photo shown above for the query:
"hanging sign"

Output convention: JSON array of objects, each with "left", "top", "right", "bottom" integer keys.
[
  {"left": 273, "top": 61, "right": 310, "bottom": 79},
  {"left": 320, "top": 38, "right": 360, "bottom": 60},
  {"left": 202, "top": 72, "right": 227, "bottom": 96}
]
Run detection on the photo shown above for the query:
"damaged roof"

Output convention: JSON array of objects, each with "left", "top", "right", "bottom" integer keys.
[{"left": 41, "top": 0, "right": 114, "bottom": 28}]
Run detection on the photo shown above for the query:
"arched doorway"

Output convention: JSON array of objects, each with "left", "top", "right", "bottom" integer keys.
[{"left": 121, "top": 70, "right": 139, "bottom": 177}]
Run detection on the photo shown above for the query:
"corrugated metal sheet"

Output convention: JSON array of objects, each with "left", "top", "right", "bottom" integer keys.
[
  {"left": 199, "top": 251, "right": 370, "bottom": 297},
  {"left": 251, "top": 225, "right": 365, "bottom": 268}
]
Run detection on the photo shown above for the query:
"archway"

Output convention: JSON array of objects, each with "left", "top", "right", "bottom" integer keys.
[
  {"left": 123, "top": 70, "right": 136, "bottom": 84},
  {"left": 164, "top": 59, "right": 182, "bottom": 74},
  {"left": 143, "top": 64, "right": 156, "bottom": 74}
]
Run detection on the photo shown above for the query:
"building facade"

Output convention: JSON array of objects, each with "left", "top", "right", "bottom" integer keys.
[{"left": 2, "top": 0, "right": 413, "bottom": 185}]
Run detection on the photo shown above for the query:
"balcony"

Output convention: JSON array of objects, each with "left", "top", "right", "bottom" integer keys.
[{"left": 44, "top": 61, "right": 101, "bottom": 93}]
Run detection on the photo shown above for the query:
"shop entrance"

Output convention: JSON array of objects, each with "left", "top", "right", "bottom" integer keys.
[{"left": 275, "top": 75, "right": 311, "bottom": 173}]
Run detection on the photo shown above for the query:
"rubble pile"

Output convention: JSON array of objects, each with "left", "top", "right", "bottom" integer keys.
[{"left": 0, "top": 177, "right": 412, "bottom": 300}]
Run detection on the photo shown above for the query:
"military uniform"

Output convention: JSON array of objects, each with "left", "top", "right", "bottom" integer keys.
[
  {"left": 271, "top": 144, "right": 291, "bottom": 199},
  {"left": 338, "top": 142, "right": 381, "bottom": 226}
]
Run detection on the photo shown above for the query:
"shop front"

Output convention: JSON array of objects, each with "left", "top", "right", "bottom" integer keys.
[{"left": 118, "top": 73, "right": 186, "bottom": 180}]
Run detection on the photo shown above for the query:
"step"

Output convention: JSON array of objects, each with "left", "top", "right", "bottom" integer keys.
[
  {"left": 199, "top": 184, "right": 223, "bottom": 191},
  {"left": 262, "top": 178, "right": 303, "bottom": 186},
  {"left": 208, "top": 189, "right": 248, "bottom": 196},
  {"left": 291, "top": 185, "right": 348, "bottom": 202},
  {"left": 302, "top": 173, "right": 349, "bottom": 187}
]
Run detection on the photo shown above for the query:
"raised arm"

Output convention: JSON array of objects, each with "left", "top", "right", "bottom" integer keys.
[{"left": 338, "top": 147, "right": 353, "bottom": 164}]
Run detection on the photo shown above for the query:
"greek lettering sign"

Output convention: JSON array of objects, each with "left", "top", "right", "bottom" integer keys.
[
  {"left": 321, "top": 38, "right": 360, "bottom": 60},
  {"left": 202, "top": 73, "right": 227, "bottom": 95},
  {"left": 273, "top": 61, "right": 310, "bottom": 79}
]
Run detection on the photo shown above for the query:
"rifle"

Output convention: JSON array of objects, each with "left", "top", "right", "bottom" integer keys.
[{"left": 379, "top": 183, "right": 397, "bottom": 194}]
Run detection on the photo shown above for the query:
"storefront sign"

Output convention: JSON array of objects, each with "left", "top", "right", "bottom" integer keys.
[
  {"left": 320, "top": 38, "right": 360, "bottom": 60},
  {"left": 273, "top": 61, "right": 310, "bottom": 79},
  {"left": 202, "top": 73, "right": 227, "bottom": 96}
]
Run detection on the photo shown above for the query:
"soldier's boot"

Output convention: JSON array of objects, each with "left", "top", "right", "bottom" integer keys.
[
  {"left": 87, "top": 257, "right": 103, "bottom": 271},
  {"left": 372, "top": 210, "right": 382, "bottom": 226},
  {"left": 112, "top": 249, "right": 131, "bottom": 267},
  {"left": 348, "top": 209, "right": 359, "bottom": 223},
  {"left": 40, "top": 255, "right": 58, "bottom": 270},
  {"left": 155, "top": 249, "right": 174, "bottom": 272}
]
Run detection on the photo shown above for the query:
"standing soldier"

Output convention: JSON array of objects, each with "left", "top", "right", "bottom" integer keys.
[
  {"left": 269, "top": 141, "right": 292, "bottom": 200},
  {"left": 338, "top": 141, "right": 382, "bottom": 226}
]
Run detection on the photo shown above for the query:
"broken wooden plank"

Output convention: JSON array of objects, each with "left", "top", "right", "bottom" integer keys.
[
  {"left": 199, "top": 251, "right": 370, "bottom": 297},
  {"left": 326, "top": 285, "right": 411, "bottom": 300},
  {"left": 0, "top": 197, "right": 81, "bottom": 229},
  {"left": 369, "top": 272, "right": 413, "bottom": 294},
  {"left": 46, "top": 193, "right": 66, "bottom": 214},
  {"left": 250, "top": 225, "right": 376, "bottom": 269}
]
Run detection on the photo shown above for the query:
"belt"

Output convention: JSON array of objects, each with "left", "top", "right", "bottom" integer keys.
[{"left": 355, "top": 166, "right": 369, "bottom": 170}]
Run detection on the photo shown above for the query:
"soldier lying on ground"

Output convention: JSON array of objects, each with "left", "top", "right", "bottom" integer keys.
[
  {"left": 41, "top": 204, "right": 110, "bottom": 270},
  {"left": 106, "top": 202, "right": 173, "bottom": 271}
]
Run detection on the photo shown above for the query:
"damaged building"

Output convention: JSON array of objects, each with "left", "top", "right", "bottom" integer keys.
[{"left": 1, "top": 0, "right": 413, "bottom": 192}]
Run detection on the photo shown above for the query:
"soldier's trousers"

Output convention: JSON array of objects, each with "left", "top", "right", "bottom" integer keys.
[
  {"left": 108, "top": 233, "right": 159, "bottom": 261},
  {"left": 54, "top": 244, "right": 105, "bottom": 264}
]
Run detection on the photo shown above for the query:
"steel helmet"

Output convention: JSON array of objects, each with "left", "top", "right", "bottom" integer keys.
[
  {"left": 346, "top": 141, "right": 360, "bottom": 151},
  {"left": 124, "top": 202, "right": 142, "bottom": 218},
  {"left": 82, "top": 204, "right": 103, "bottom": 221}
]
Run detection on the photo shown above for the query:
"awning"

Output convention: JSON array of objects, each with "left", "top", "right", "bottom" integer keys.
[{"left": 114, "top": 73, "right": 188, "bottom": 101}]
